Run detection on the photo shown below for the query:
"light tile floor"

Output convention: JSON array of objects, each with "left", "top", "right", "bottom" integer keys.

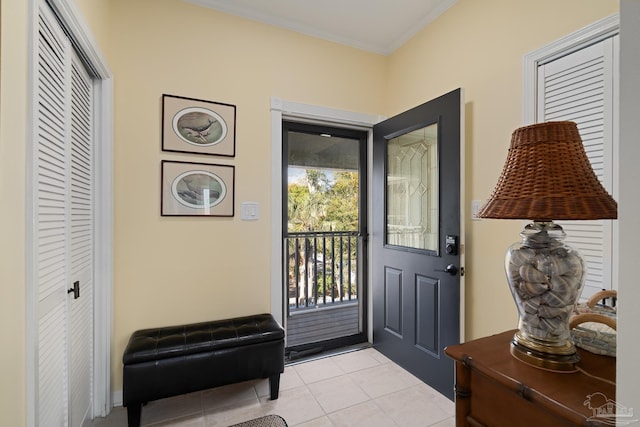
[{"left": 89, "top": 347, "right": 455, "bottom": 427}]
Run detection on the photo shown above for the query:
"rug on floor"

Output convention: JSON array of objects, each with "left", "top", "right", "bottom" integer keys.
[{"left": 229, "top": 414, "right": 288, "bottom": 427}]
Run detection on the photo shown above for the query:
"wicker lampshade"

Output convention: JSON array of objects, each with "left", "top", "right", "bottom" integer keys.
[{"left": 477, "top": 121, "right": 617, "bottom": 221}]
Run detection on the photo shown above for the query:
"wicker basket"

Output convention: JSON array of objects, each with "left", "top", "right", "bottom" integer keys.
[{"left": 570, "top": 290, "right": 617, "bottom": 357}]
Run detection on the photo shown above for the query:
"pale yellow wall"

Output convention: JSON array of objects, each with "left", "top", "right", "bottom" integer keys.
[
  {"left": 75, "top": 0, "right": 111, "bottom": 53},
  {"left": 0, "top": 1, "right": 28, "bottom": 425},
  {"left": 107, "top": 0, "right": 386, "bottom": 392},
  {"left": 386, "top": 0, "right": 619, "bottom": 340}
]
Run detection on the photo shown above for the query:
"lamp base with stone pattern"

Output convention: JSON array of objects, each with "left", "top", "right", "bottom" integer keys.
[{"left": 505, "top": 221, "right": 584, "bottom": 372}]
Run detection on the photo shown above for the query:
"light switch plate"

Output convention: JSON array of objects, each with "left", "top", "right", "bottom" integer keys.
[{"left": 241, "top": 202, "right": 259, "bottom": 221}]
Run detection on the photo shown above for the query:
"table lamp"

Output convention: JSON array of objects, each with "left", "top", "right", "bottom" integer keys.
[{"left": 477, "top": 121, "right": 617, "bottom": 371}]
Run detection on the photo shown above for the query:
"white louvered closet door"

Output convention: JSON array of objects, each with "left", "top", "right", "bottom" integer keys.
[
  {"left": 36, "top": 3, "right": 94, "bottom": 426},
  {"left": 68, "top": 49, "right": 95, "bottom": 427},
  {"left": 536, "top": 36, "right": 619, "bottom": 299}
]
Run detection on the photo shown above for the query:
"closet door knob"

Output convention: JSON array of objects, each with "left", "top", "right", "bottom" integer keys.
[{"left": 67, "top": 281, "right": 80, "bottom": 299}]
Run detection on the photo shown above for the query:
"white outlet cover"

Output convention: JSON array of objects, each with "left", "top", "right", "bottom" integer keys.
[{"left": 241, "top": 202, "right": 259, "bottom": 221}]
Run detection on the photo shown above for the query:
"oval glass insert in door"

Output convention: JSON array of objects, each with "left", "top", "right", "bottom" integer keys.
[{"left": 386, "top": 123, "right": 438, "bottom": 253}]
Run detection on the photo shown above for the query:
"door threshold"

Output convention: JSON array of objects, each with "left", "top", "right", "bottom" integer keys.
[{"left": 285, "top": 342, "right": 372, "bottom": 366}]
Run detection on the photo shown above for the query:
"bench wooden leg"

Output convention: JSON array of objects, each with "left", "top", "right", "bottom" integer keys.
[
  {"left": 269, "top": 373, "right": 281, "bottom": 400},
  {"left": 126, "top": 402, "right": 142, "bottom": 427}
]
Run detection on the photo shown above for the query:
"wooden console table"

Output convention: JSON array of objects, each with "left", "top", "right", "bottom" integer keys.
[{"left": 445, "top": 330, "right": 616, "bottom": 426}]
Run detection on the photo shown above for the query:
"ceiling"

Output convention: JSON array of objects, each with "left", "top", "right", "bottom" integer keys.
[{"left": 183, "top": 0, "right": 458, "bottom": 55}]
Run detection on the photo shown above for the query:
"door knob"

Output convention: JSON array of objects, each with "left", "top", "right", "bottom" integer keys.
[{"left": 435, "top": 264, "right": 458, "bottom": 276}]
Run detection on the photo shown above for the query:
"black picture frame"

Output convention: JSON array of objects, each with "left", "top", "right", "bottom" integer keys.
[
  {"left": 161, "top": 160, "right": 235, "bottom": 217},
  {"left": 162, "top": 94, "right": 236, "bottom": 157}
]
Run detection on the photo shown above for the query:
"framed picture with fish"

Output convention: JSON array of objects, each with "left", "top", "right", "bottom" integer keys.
[
  {"left": 161, "top": 160, "right": 235, "bottom": 216},
  {"left": 162, "top": 94, "right": 236, "bottom": 157}
]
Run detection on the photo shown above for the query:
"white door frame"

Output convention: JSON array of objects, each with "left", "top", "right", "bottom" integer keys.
[
  {"left": 269, "top": 98, "right": 382, "bottom": 340},
  {"left": 26, "top": 0, "right": 113, "bottom": 422}
]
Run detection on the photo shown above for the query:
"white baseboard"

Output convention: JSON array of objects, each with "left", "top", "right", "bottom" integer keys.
[{"left": 112, "top": 389, "right": 123, "bottom": 407}]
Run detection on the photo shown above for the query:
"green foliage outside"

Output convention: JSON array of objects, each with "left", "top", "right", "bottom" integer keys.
[
  {"left": 287, "top": 169, "right": 360, "bottom": 304},
  {"left": 288, "top": 169, "right": 359, "bottom": 232}
]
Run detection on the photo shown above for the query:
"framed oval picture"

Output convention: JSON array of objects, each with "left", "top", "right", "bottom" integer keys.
[
  {"left": 161, "top": 160, "right": 234, "bottom": 216},
  {"left": 162, "top": 94, "right": 236, "bottom": 157},
  {"left": 171, "top": 170, "right": 227, "bottom": 209}
]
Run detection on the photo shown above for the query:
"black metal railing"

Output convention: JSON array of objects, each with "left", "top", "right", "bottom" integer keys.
[{"left": 285, "top": 231, "right": 359, "bottom": 311}]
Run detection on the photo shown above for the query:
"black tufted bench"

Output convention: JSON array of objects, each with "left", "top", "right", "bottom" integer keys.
[{"left": 122, "top": 313, "right": 285, "bottom": 427}]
